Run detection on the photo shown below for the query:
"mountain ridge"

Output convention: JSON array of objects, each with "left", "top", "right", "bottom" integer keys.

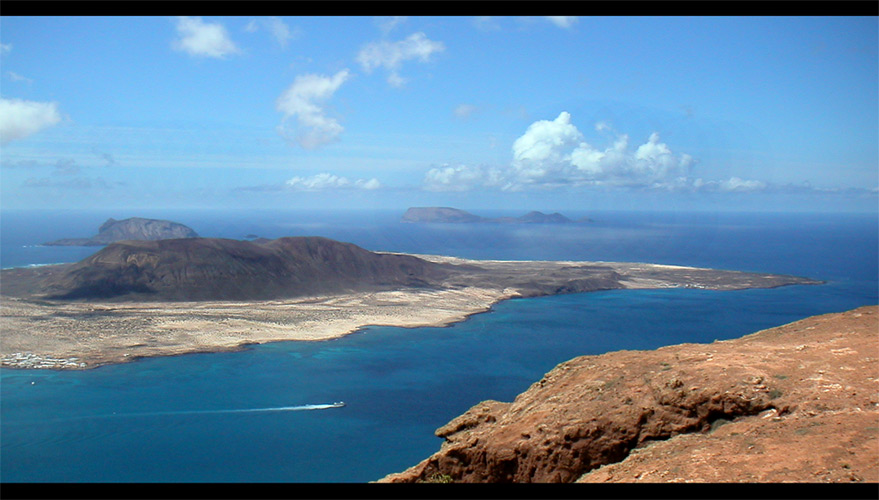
[{"left": 36, "top": 236, "right": 452, "bottom": 301}]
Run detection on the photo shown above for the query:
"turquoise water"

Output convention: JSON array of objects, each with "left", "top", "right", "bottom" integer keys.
[{"left": 1, "top": 210, "right": 876, "bottom": 482}]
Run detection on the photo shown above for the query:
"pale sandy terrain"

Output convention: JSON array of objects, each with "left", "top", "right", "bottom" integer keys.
[{"left": 0, "top": 255, "right": 820, "bottom": 369}]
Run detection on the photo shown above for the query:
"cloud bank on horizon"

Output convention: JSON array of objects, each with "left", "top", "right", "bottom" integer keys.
[{"left": 0, "top": 16, "right": 875, "bottom": 210}]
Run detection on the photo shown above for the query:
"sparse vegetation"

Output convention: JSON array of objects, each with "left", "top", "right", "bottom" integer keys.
[{"left": 421, "top": 472, "right": 453, "bottom": 483}]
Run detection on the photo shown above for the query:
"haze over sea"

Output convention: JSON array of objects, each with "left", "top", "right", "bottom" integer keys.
[{"left": 1, "top": 209, "right": 876, "bottom": 482}]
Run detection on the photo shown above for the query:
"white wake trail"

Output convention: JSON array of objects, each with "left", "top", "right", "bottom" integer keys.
[{"left": 27, "top": 402, "right": 346, "bottom": 423}]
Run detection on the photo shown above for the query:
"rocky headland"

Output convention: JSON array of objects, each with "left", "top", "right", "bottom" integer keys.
[
  {"left": 1, "top": 236, "right": 821, "bottom": 369},
  {"left": 44, "top": 217, "right": 199, "bottom": 246},
  {"left": 401, "top": 207, "right": 590, "bottom": 224},
  {"left": 379, "top": 306, "right": 878, "bottom": 483}
]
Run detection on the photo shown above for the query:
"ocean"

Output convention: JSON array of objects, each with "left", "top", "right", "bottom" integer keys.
[{"left": 0, "top": 209, "right": 876, "bottom": 482}]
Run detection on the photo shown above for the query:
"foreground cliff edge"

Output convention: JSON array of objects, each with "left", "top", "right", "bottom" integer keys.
[
  {"left": 379, "top": 306, "right": 879, "bottom": 483},
  {"left": 0, "top": 236, "right": 820, "bottom": 369}
]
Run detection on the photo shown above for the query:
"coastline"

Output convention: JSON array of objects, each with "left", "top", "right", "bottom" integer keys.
[{"left": 0, "top": 255, "right": 822, "bottom": 370}]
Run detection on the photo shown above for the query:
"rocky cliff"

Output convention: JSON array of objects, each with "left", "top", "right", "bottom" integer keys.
[
  {"left": 380, "top": 306, "right": 878, "bottom": 483},
  {"left": 44, "top": 217, "right": 199, "bottom": 246}
]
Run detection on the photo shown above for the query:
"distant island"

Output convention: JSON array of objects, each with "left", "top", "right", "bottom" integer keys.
[
  {"left": 44, "top": 217, "right": 199, "bottom": 246},
  {"left": 401, "top": 207, "right": 593, "bottom": 224},
  {"left": 0, "top": 236, "right": 821, "bottom": 369}
]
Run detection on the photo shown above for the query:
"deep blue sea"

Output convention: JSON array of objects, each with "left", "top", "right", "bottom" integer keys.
[{"left": 1, "top": 209, "right": 877, "bottom": 482}]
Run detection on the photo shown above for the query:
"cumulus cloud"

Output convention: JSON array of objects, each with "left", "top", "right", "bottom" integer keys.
[
  {"left": 356, "top": 32, "right": 444, "bottom": 87},
  {"left": 276, "top": 69, "right": 351, "bottom": 149},
  {"left": 420, "top": 112, "right": 778, "bottom": 195},
  {"left": 0, "top": 98, "right": 62, "bottom": 145},
  {"left": 172, "top": 16, "right": 241, "bottom": 58},
  {"left": 507, "top": 112, "right": 695, "bottom": 190},
  {"left": 285, "top": 172, "right": 381, "bottom": 191},
  {"left": 421, "top": 112, "right": 719, "bottom": 193},
  {"left": 544, "top": 16, "right": 578, "bottom": 29}
]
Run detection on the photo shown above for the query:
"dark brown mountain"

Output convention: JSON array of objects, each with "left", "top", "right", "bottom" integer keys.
[
  {"left": 44, "top": 217, "right": 199, "bottom": 246},
  {"left": 38, "top": 236, "right": 453, "bottom": 301}
]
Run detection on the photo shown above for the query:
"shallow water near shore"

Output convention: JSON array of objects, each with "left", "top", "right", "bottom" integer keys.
[{"left": 1, "top": 210, "right": 876, "bottom": 482}]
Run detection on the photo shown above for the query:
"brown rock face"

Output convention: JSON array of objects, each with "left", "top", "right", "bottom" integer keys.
[{"left": 380, "top": 306, "right": 879, "bottom": 483}]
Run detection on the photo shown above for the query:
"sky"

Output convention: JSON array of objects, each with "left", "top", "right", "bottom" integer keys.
[{"left": 0, "top": 15, "right": 877, "bottom": 213}]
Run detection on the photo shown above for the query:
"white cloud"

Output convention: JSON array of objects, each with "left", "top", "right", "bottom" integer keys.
[
  {"left": 693, "top": 177, "right": 767, "bottom": 193},
  {"left": 0, "top": 98, "right": 62, "bottom": 145},
  {"left": 245, "top": 17, "right": 298, "bottom": 48},
  {"left": 507, "top": 112, "right": 695, "bottom": 190},
  {"left": 420, "top": 112, "right": 778, "bottom": 195},
  {"left": 285, "top": 172, "right": 381, "bottom": 191},
  {"left": 376, "top": 16, "right": 407, "bottom": 35},
  {"left": 6, "top": 71, "right": 33, "bottom": 84},
  {"left": 266, "top": 17, "right": 294, "bottom": 48},
  {"left": 356, "top": 32, "right": 445, "bottom": 87},
  {"left": 276, "top": 69, "right": 351, "bottom": 149},
  {"left": 544, "top": 16, "right": 578, "bottom": 29},
  {"left": 421, "top": 112, "right": 702, "bottom": 192},
  {"left": 453, "top": 104, "right": 478, "bottom": 119},
  {"left": 0, "top": 43, "right": 11, "bottom": 55},
  {"left": 423, "top": 164, "right": 493, "bottom": 192},
  {"left": 172, "top": 16, "right": 241, "bottom": 59}
]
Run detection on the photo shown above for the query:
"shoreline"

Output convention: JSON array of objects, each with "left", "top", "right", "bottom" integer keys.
[{"left": 0, "top": 256, "right": 822, "bottom": 371}]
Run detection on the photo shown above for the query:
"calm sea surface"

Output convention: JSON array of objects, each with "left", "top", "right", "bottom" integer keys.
[{"left": 1, "top": 209, "right": 876, "bottom": 482}]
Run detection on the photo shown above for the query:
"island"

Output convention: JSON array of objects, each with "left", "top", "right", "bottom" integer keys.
[
  {"left": 401, "top": 207, "right": 591, "bottom": 224},
  {"left": 379, "top": 305, "right": 878, "bottom": 483},
  {"left": 0, "top": 236, "right": 821, "bottom": 370},
  {"left": 43, "top": 217, "right": 199, "bottom": 246}
]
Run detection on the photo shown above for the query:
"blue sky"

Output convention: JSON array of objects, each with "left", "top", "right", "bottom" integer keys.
[{"left": 1, "top": 15, "right": 876, "bottom": 212}]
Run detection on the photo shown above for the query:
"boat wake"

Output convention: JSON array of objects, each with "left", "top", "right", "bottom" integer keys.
[
  {"left": 122, "top": 402, "right": 346, "bottom": 417},
  {"left": 20, "top": 402, "right": 346, "bottom": 424}
]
